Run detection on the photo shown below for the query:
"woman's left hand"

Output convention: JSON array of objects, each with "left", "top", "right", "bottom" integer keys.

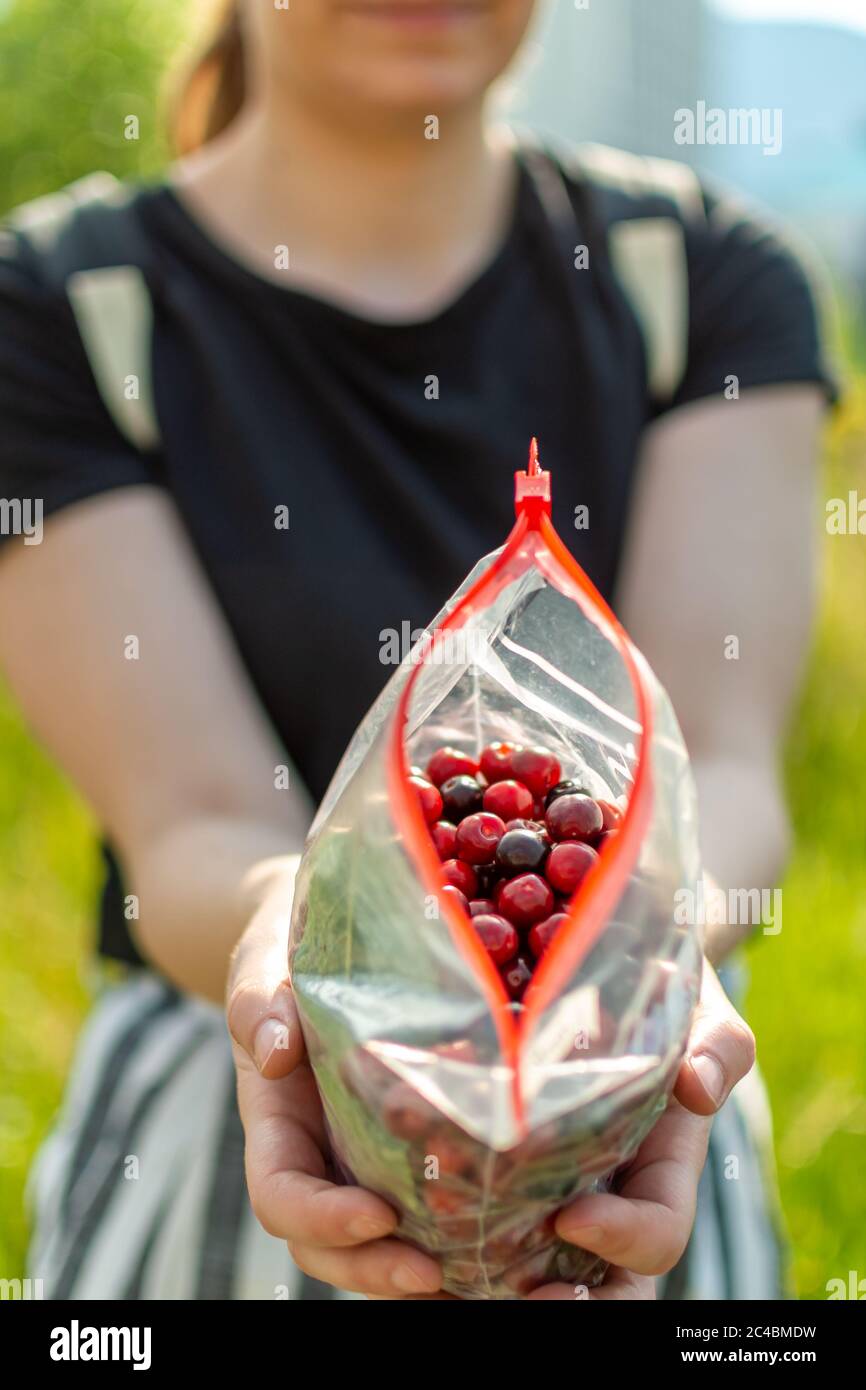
[{"left": 527, "top": 962, "right": 756, "bottom": 1299}]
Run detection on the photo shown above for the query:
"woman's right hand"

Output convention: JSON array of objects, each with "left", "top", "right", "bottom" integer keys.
[{"left": 226, "top": 898, "right": 446, "bottom": 1298}]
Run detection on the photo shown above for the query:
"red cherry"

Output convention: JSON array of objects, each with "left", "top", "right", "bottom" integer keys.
[
  {"left": 596, "top": 799, "right": 624, "bottom": 831},
  {"left": 469, "top": 898, "right": 497, "bottom": 917},
  {"left": 430, "top": 820, "right": 457, "bottom": 860},
  {"left": 545, "top": 793, "right": 603, "bottom": 843},
  {"left": 472, "top": 913, "right": 519, "bottom": 966},
  {"left": 528, "top": 912, "right": 569, "bottom": 959},
  {"left": 440, "top": 884, "right": 469, "bottom": 914},
  {"left": 482, "top": 779, "right": 534, "bottom": 821},
  {"left": 505, "top": 818, "right": 550, "bottom": 842},
  {"left": 454, "top": 811, "right": 507, "bottom": 865},
  {"left": 545, "top": 841, "right": 599, "bottom": 895},
  {"left": 408, "top": 775, "right": 443, "bottom": 824},
  {"left": 510, "top": 747, "right": 561, "bottom": 800},
  {"left": 441, "top": 859, "right": 478, "bottom": 898},
  {"left": 501, "top": 953, "right": 533, "bottom": 1000},
  {"left": 496, "top": 873, "right": 554, "bottom": 927},
  {"left": 426, "top": 746, "right": 480, "bottom": 787},
  {"left": 479, "top": 742, "right": 521, "bottom": 784}
]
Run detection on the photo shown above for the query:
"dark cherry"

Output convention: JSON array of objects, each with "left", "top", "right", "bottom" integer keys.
[
  {"left": 494, "top": 828, "right": 549, "bottom": 878},
  {"left": 441, "top": 859, "right": 478, "bottom": 898},
  {"left": 545, "top": 779, "right": 591, "bottom": 809},
  {"left": 440, "top": 884, "right": 469, "bottom": 914},
  {"left": 510, "top": 746, "right": 561, "bottom": 800},
  {"left": 496, "top": 873, "right": 554, "bottom": 927},
  {"left": 426, "top": 746, "right": 480, "bottom": 788},
  {"left": 479, "top": 741, "right": 521, "bottom": 784},
  {"left": 472, "top": 914, "right": 519, "bottom": 966},
  {"left": 545, "top": 793, "right": 603, "bottom": 843},
  {"left": 430, "top": 820, "right": 457, "bottom": 861},
  {"left": 596, "top": 798, "right": 624, "bottom": 831},
  {"left": 482, "top": 779, "right": 534, "bottom": 822},
  {"left": 439, "top": 774, "right": 483, "bottom": 822},
  {"left": 501, "top": 953, "right": 533, "bottom": 1001},
  {"left": 528, "top": 912, "right": 569, "bottom": 959},
  {"left": 408, "top": 775, "right": 443, "bottom": 825},
  {"left": 545, "top": 841, "right": 599, "bottom": 895},
  {"left": 455, "top": 812, "right": 507, "bottom": 865},
  {"left": 469, "top": 898, "right": 498, "bottom": 917}
]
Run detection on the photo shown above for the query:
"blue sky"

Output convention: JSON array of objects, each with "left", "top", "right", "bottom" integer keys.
[{"left": 710, "top": 0, "right": 866, "bottom": 32}]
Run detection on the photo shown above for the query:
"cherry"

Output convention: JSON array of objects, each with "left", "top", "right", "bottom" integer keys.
[
  {"left": 596, "top": 799, "right": 624, "bottom": 831},
  {"left": 545, "top": 779, "right": 591, "bottom": 809},
  {"left": 472, "top": 913, "right": 519, "bottom": 966},
  {"left": 528, "top": 912, "right": 569, "bottom": 959},
  {"left": 439, "top": 774, "right": 483, "bottom": 822},
  {"left": 494, "top": 828, "right": 548, "bottom": 878},
  {"left": 469, "top": 898, "right": 497, "bottom": 917},
  {"left": 545, "top": 793, "right": 603, "bottom": 843},
  {"left": 545, "top": 841, "right": 599, "bottom": 895},
  {"left": 408, "top": 774, "right": 443, "bottom": 824},
  {"left": 501, "top": 953, "right": 533, "bottom": 1001},
  {"left": 510, "top": 746, "right": 561, "bottom": 800},
  {"left": 454, "top": 811, "right": 506, "bottom": 865},
  {"left": 430, "top": 820, "right": 457, "bottom": 861},
  {"left": 441, "top": 859, "right": 478, "bottom": 898},
  {"left": 440, "top": 884, "right": 469, "bottom": 914},
  {"left": 426, "top": 746, "right": 480, "bottom": 787},
  {"left": 496, "top": 873, "right": 554, "bottom": 927},
  {"left": 479, "top": 741, "right": 521, "bottom": 784},
  {"left": 482, "top": 779, "right": 534, "bottom": 821}
]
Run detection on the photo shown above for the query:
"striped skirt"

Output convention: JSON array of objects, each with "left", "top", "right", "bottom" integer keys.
[{"left": 27, "top": 968, "right": 788, "bottom": 1300}]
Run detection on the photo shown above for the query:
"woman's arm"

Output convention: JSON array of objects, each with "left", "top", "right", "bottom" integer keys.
[
  {"left": 616, "top": 383, "right": 825, "bottom": 962},
  {"left": 0, "top": 486, "right": 313, "bottom": 1002}
]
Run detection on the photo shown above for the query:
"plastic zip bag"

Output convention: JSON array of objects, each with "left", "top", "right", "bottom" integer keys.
[{"left": 289, "top": 443, "right": 703, "bottom": 1299}]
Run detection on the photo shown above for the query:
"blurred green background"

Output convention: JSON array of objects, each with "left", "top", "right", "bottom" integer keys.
[{"left": 0, "top": 0, "right": 864, "bottom": 1298}]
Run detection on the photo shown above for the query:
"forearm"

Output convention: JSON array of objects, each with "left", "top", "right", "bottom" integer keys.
[
  {"left": 127, "top": 814, "right": 303, "bottom": 1003},
  {"left": 692, "top": 753, "right": 791, "bottom": 965}
]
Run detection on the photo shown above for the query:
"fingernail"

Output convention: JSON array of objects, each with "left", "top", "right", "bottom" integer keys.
[
  {"left": 392, "top": 1262, "right": 439, "bottom": 1294},
  {"left": 347, "top": 1215, "right": 393, "bottom": 1241},
  {"left": 560, "top": 1224, "right": 604, "bottom": 1248},
  {"left": 692, "top": 1053, "right": 726, "bottom": 1106},
  {"left": 253, "top": 1017, "right": 290, "bottom": 1072}
]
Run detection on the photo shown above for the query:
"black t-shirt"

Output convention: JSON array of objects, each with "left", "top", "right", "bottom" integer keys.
[{"left": 0, "top": 147, "right": 832, "bottom": 964}]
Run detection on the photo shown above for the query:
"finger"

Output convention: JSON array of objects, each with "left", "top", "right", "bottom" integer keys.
[
  {"left": 227, "top": 893, "right": 304, "bottom": 1078},
  {"left": 237, "top": 1059, "right": 398, "bottom": 1245},
  {"left": 526, "top": 1269, "right": 656, "bottom": 1301},
  {"left": 289, "top": 1237, "right": 442, "bottom": 1298},
  {"left": 675, "top": 961, "right": 756, "bottom": 1115},
  {"left": 555, "top": 1099, "right": 710, "bottom": 1275}
]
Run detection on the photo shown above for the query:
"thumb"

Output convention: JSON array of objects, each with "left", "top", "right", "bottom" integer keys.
[
  {"left": 226, "top": 883, "right": 306, "bottom": 1079},
  {"left": 674, "top": 960, "right": 756, "bottom": 1116}
]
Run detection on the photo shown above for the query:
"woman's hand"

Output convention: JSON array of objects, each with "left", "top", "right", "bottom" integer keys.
[
  {"left": 228, "top": 901, "right": 754, "bottom": 1300},
  {"left": 529, "top": 965, "right": 756, "bottom": 1299}
]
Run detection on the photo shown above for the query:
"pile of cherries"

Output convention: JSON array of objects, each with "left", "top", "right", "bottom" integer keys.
[{"left": 408, "top": 743, "right": 623, "bottom": 1005}]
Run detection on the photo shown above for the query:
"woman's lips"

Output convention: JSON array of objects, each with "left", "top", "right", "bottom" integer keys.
[{"left": 339, "top": 2, "right": 487, "bottom": 33}]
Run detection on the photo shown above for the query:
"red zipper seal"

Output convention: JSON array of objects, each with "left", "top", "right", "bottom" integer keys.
[{"left": 387, "top": 440, "right": 655, "bottom": 1137}]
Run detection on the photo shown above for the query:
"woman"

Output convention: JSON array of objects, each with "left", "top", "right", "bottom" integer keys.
[{"left": 0, "top": 0, "right": 829, "bottom": 1299}]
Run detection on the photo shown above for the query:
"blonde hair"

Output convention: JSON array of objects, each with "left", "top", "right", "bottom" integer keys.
[{"left": 170, "top": 0, "right": 246, "bottom": 155}]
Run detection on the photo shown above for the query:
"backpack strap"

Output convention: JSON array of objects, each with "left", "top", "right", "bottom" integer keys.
[
  {"left": 4, "top": 173, "right": 160, "bottom": 453},
  {"left": 518, "top": 137, "right": 705, "bottom": 404}
]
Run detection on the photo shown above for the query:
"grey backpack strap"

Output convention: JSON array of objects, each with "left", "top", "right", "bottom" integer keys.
[
  {"left": 5, "top": 173, "right": 160, "bottom": 453},
  {"left": 519, "top": 137, "right": 705, "bottom": 404}
]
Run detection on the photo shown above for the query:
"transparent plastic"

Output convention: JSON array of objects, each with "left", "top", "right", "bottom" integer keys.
[{"left": 289, "top": 446, "right": 702, "bottom": 1299}]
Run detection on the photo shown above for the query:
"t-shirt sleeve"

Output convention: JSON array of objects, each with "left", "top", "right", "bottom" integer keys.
[
  {"left": 665, "top": 184, "right": 838, "bottom": 416},
  {"left": 0, "top": 226, "right": 159, "bottom": 550}
]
